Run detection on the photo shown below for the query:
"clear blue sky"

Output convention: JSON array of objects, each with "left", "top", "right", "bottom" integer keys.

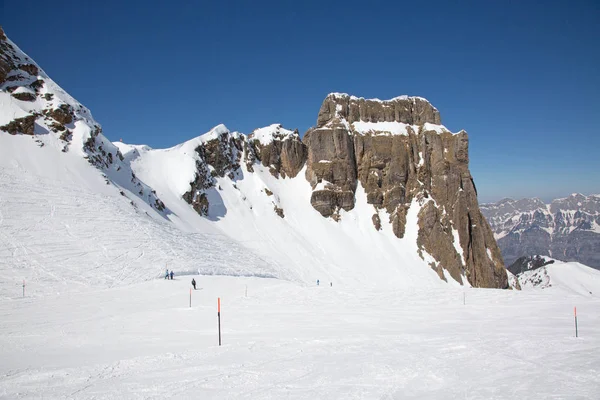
[{"left": 3, "top": 0, "right": 599, "bottom": 203}]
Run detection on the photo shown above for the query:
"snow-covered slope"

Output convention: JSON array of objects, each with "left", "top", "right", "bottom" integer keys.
[
  {"left": 0, "top": 30, "right": 284, "bottom": 297},
  {"left": 511, "top": 255, "right": 600, "bottom": 295},
  {"left": 126, "top": 124, "right": 448, "bottom": 289}
]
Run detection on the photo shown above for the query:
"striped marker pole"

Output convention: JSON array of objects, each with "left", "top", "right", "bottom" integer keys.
[
  {"left": 218, "top": 298, "right": 222, "bottom": 346},
  {"left": 574, "top": 307, "right": 578, "bottom": 338}
]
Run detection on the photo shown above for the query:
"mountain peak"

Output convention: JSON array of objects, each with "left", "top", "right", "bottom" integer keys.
[{"left": 317, "top": 92, "right": 441, "bottom": 128}]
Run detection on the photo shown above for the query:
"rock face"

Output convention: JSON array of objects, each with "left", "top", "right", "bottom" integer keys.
[
  {"left": 302, "top": 93, "right": 507, "bottom": 288},
  {"left": 481, "top": 194, "right": 600, "bottom": 269},
  {"left": 508, "top": 255, "right": 555, "bottom": 276},
  {"left": 181, "top": 124, "right": 302, "bottom": 220},
  {"left": 316, "top": 93, "right": 441, "bottom": 126},
  {"left": 246, "top": 124, "right": 306, "bottom": 178}
]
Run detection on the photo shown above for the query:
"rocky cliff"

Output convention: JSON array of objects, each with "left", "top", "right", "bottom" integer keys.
[
  {"left": 173, "top": 93, "right": 508, "bottom": 288},
  {"left": 300, "top": 93, "right": 507, "bottom": 288},
  {"left": 481, "top": 194, "right": 600, "bottom": 269}
]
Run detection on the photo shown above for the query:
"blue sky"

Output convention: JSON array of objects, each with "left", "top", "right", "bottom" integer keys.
[{"left": 3, "top": 1, "right": 599, "bottom": 202}]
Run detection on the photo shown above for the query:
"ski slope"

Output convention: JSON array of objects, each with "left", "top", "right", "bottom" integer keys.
[
  {"left": 0, "top": 134, "right": 282, "bottom": 299},
  {"left": 1, "top": 276, "right": 599, "bottom": 399}
]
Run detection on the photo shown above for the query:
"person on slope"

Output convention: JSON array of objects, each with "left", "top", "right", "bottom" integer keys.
[
  {"left": 170, "top": 270, "right": 174, "bottom": 280},
  {"left": 165, "top": 269, "right": 169, "bottom": 280},
  {"left": 192, "top": 278, "right": 196, "bottom": 290}
]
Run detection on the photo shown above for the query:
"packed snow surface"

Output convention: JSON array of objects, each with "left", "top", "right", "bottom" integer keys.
[{"left": 1, "top": 276, "right": 599, "bottom": 399}]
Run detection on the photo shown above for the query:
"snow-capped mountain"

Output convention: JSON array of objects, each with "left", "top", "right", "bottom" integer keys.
[
  {"left": 507, "top": 255, "right": 600, "bottom": 295},
  {"left": 481, "top": 195, "right": 600, "bottom": 269},
  {"left": 0, "top": 27, "right": 508, "bottom": 296}
]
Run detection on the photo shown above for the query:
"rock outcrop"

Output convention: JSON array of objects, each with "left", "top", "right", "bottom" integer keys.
[
  {"left": 246, "top": 124, "right": 306, "bottom": 178},
  {"left": 302, "top": 93, "right": 507, "bottom": 288}
]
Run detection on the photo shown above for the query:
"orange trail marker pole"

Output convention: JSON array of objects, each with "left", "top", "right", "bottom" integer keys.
[
  {"left": 218, "top": 298, "right": 222, "bottom": 346},
  {"left": 574, "top": 307, "right": 578, "bottom": 338}
]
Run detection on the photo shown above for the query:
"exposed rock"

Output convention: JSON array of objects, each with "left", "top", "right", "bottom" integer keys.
[
  {"left": 391, "top": 205, "right": 408, "bottom": 238},
  {"left": 481, "top": 194, "right": 600, "bottom": 270},
  {"left": 48, "top": 104, "right": 74, "bottom": 125},
  {"left": 274, "top": 205, "right": 285, "bottom": 218},
  {"left": 0, "top": 115, "right": 36, "bottom": 135},
  {"left": 247, "top": 125, "right": 307, "bottom": 178},
  {"left": 199, "top": 135, "right": 242, "bottom": 177},
  {"left": 19, "top": 64, "right": 39, "bottom": 76},
  {"left": 316, "top": 93, "right": 441, "bottom": 127},
  {"left": 302, "top": 93, "right": 508, "bottom": 288},
  {"left": 508, "top": 255, "right": 555, "bottom": 276},
  {"left": 264, "top": 188, "right": 273, "bottom": 196},
  {"left": 372, "top": 213, "right": 381, "bottom": 231},
  {"left": 310, "top": 189, "right": 355, "bottom": 218},
  {"left": 11, "top": 92, "right": 36, "bottom": 101},
  {"left": 29, "top": 79, "right": 44, "bottom": 93},
  {"left": 0, "top": 28, "right": 14, "bottom": 85},
  {"left": 417, "top": 201, "right": 464, "bottom": 284}
]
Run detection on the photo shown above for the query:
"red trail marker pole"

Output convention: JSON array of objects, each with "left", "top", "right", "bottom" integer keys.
[
  {"left": 574, "top": 307, "right": 578, "bottom": 338},
  {"left": 218, "top": 297, "right": 222, "bottom": 346}
]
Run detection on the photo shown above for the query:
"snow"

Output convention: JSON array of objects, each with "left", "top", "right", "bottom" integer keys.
[
  {"left": 452, "top": 227, "right": 465, "bottom": 265},
  {"left": 328, "top": 92, "right": 434, "bottom": 106},
  {"left": 11, "top": 86, "right": 35, "bottom": 95},
  {"left": 518, "top": 259, "right": 600, "bottom": 296},
  {"left": 3, "top": 31, "right": 600, "bottom": 398},
  {"left": 0, "top": 92, "right": 31, "bottom": 124},
  {"left": 350, "top": 121, "right": 455, "bottom": 137},
  {"left": 249, "top": 124, "right": 297, "bottom": 146},
  {"left": 351, "top": 121, "right": 412, "bottom": 136},
  {"left": 1, "top": 275, "right": 599, "bottom": 398},
  {"left": 7, "top": 132, "right": 599, "bottom": 398},
  {"left": 423, "top": 122, "right": 451, "bottom": 134}
]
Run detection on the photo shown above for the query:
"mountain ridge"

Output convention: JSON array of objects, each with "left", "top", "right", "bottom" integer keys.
[
  {"left": 1, "top": 26, "right": 508, "bottom": 291},
  {"left": 481, "top": 194, "right": 600, "bottom": 269}
]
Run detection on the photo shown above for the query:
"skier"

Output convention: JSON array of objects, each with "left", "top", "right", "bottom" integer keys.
[
  {"left": 192, "top": 278, "right": 196, "bottom": 290},
  {"left": 330, "top": 282, "right": 332, "bottom": 287},
  {"left": 165, "top": 269, "right": 169, "bottom": 280},
  {"left": 317, "top": 279, "right": 320, "bottom": 286},
  {"left": 170, "top": 270, "right": 174, "bottom": 280}
]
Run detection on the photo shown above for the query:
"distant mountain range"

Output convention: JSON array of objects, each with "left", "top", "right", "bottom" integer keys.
[{"left": 481, "top": 194, "right": 600, "bottom": 269}]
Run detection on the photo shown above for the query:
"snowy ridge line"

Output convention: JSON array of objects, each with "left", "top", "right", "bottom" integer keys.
[{"left": 327, "top": 92, "right": 434, "bottom": 105}]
